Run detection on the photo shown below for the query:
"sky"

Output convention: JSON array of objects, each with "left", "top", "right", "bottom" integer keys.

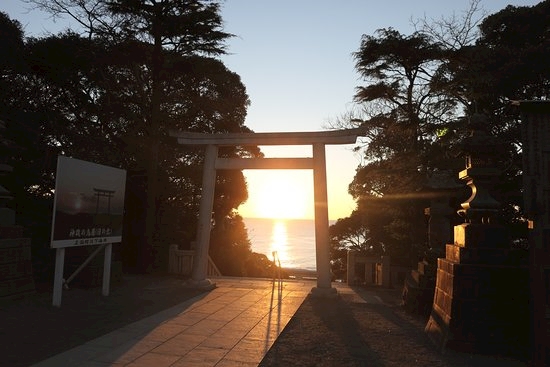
[{"left": 1, "top": 0, "right": 541, "bottom": 220}]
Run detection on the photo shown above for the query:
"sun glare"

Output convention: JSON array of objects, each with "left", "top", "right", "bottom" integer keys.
[{"left": 249, "top": 170, "right": 312, "bottom": 219}]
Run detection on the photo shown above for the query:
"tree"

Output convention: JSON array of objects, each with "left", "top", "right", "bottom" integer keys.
[
  {"left": 343, "top": 28, "right": 459, "bottom": 266},
  {"left": 329, "top": 210, "right": 384, "bottom": 279},
  {"left": 208, "top": 212, "right": 251, "bottom": 276},
  {"left": 99, "top": 0, "right": 233, "bottom": 271},
  {"left": 332, "top": 1, "right": 550, "bottom": 273},
  {"left": 431, "top": 0, "right": 550, "bottom": 232},
  {"left": 3, "top": 1, "right": 262, "bottom": 275},
  {"left": 412, "top": 0, "right": 487, "bottom": 51},
  {"left": 26, "top": 0, "right": 257, "bottom": 271},
  {"left": 0, "top": 12, "right": 25, "bottom": 72}
]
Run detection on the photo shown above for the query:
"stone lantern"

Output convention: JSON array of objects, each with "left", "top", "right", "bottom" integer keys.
[
  {"left": 425, "top": 113, "right": 529, "bottom": 357},
  {"left": 456, "top": 114, "right": 505, "bottom": 224}
]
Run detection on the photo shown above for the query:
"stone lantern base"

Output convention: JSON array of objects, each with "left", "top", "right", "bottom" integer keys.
[
  {"left": 425, "top": 223, "right": 529, "bottom": 357},
  {"left": 0, "top": 225, "right": 35, "bottom": 298}
]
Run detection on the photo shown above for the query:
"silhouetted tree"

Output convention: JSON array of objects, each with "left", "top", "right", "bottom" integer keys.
[
  {"left": 332, "top": 1, "right": 550, "bottom": 269},
  {"left": 4, "top": 2, "right": 264, "bottom": 275},
  {"left": 344, "top": 28, "right": 456, "bottom": 265}
]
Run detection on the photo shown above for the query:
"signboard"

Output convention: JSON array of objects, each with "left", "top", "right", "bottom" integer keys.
[{"left": 51, "top": 156, "right": 126, "bottom": 248}]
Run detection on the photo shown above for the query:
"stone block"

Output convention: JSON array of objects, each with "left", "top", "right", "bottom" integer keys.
[
  {"left": 402, "top": 273, "right": 434, "bottom": 315},
  {"left": 0, "top": 276, "right": 35, "bottom": 298},
  {"left": 0, "top": 225, "right": 24, "bottom": 239},
  {"left": 435, "top": 268, "right": 452, "bottom": 291},
  {"left": 411, "top": 269, "right": 435, "bottom": 288},
  {"left": 446, "top": 244, "right": 528, "bottom": 265},
  {"left": 0, "top": 208, "right": 15, "bottom": 227},
  {"left": 454, "top": 223, "right": 509, "bottom": 248},
  {"left": 418, "top": 260, "right": 436, "bottom": 277},
  {"left": 437, "top": 260, "right": 529, "bottom": 299},
  {"left": 427, "top": 257, "right": 529, "bottom": 356},
  {"left": 0, "top": 238, "right": 32, "bottom": 264},
  {"left": 0, "top": 236, "right": 35, "bottom": 298},
  {"left": 0, "top": 260, "right": 34, "bottom": 280}
]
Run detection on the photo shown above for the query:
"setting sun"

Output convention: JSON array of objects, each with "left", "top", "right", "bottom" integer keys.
[{"left": 239, "top": 170, "right": 313, "bottom": 220}]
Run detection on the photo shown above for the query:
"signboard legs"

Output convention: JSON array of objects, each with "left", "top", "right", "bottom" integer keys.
[
  {"left": 102, "top": 243, "right": 112, "bottom": 296},
  {"left": 52, "top": 244, "right": 113, "bottom": 307},
  {"left": 52, "top": 248, "right": 65, "bottom": 307}
]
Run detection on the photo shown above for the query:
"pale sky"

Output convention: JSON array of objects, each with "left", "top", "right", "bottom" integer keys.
[{"left": 1, "top": 0, "right": 540, "bottom": 220}]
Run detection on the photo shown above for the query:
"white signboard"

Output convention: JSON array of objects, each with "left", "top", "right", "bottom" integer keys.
[{"left": 51, "top": 156, "right": 126, "bottom": 248}]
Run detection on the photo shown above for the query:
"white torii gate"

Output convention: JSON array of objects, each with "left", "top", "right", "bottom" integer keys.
[{"left": 170, "top": 128, "right": 364, "bottom": 297}]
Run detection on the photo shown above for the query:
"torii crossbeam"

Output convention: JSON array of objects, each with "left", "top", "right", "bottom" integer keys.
[{"left": 170, "top": 128, "right": 364, "bottom": 297}]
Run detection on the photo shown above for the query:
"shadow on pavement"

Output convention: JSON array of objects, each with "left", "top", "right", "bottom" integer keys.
[{"left": 0, "top": 274, "right": 209, "bottom": 367}]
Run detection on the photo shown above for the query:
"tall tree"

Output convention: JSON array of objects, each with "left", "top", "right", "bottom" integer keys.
[
  {"left": 345, "top": 28, "right": 458, "bottom": 265},
  {"left": 7, "top": 0, "right": 260, "bottom": 274},
  {"left": 101, "top": 0, "right": 233, "bottom": 270},
  {"left": 432, "top": 0, "right": 550, "bottom": 229},
  {"left": 333, "top": 1, "right": 550, "bottom": 273}
]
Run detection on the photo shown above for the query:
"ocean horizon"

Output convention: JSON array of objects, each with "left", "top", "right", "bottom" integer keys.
[{"left": 243, "top": 217, "right": 336, "bottom": 271}]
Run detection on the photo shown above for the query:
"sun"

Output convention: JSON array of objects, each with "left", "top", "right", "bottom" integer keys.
[{"left": 241, "top": 170, "right": 312, "bottom": 219}]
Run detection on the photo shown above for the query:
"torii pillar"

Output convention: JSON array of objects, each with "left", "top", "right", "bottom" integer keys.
[{"left": 170, "top": 128, "right": 364, "bottom": 297}]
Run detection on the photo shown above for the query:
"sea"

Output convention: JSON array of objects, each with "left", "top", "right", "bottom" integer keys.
[{"left": 243, "top": 217, "right": 334, "bottom": 271}]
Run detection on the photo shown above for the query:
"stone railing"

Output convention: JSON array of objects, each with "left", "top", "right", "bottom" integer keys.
[
  {"left": 206, "top": 254, "right": 222, "bottom": 277},
  {"left": 168, "top": 244, "right": 221, "bottom": 277}
]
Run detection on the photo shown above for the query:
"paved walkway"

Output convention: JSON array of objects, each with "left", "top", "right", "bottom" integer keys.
[{"left": 31, "top": 277, "right": 369, "bottom": 367}]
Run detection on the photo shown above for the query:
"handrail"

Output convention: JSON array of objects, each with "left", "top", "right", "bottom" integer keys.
[{"left": 272, "top": 251, "right": 282, "bottom": 280}]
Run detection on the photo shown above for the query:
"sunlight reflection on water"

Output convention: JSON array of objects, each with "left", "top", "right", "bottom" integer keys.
[
  {"left": 270, "top": 220, "right": 289, "bottom": 265},
  {"left": 244, "top": 218, "right": 318, "bottom": 271}
]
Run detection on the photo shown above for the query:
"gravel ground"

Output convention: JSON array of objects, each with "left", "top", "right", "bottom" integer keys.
[{"left": 259, "top": 286, "right": 529, "bottom": 367}]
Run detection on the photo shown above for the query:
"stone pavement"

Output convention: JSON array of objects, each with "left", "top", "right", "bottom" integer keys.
[{"left": 31, "top": 277, "right": 366, "bottom": 367}]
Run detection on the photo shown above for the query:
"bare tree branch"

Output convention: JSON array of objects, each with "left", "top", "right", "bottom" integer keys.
[{"left": 411, "top": 0, "right": 487, "bottom": 50}]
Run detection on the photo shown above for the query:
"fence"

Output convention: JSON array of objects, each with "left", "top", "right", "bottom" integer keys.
[
  {"left": 347, "top": 251, "right": 391, "bottom": 287},
  {"left": 168, "top": 244, "right": 221, "bottom": 277}
]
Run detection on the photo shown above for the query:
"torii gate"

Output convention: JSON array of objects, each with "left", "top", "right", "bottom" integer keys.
[{"left": 170, "top": 128, "right": 364, "bottom": 297}]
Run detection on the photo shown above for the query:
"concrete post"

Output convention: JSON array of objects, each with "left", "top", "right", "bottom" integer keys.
[
  {"left": 189, "top": 144, "right": 218, "bottom": 289},
  {"left": 311, "top": 143, "right": 337, "bottom": 298}
]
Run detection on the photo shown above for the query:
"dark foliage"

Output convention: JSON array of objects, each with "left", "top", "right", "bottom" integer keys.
[
  {"left": 331, "top": 1, "right": 550, "bottom": 274},
  {"left": 1, "top": 2, "right": 269, "bottom": 279}
]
